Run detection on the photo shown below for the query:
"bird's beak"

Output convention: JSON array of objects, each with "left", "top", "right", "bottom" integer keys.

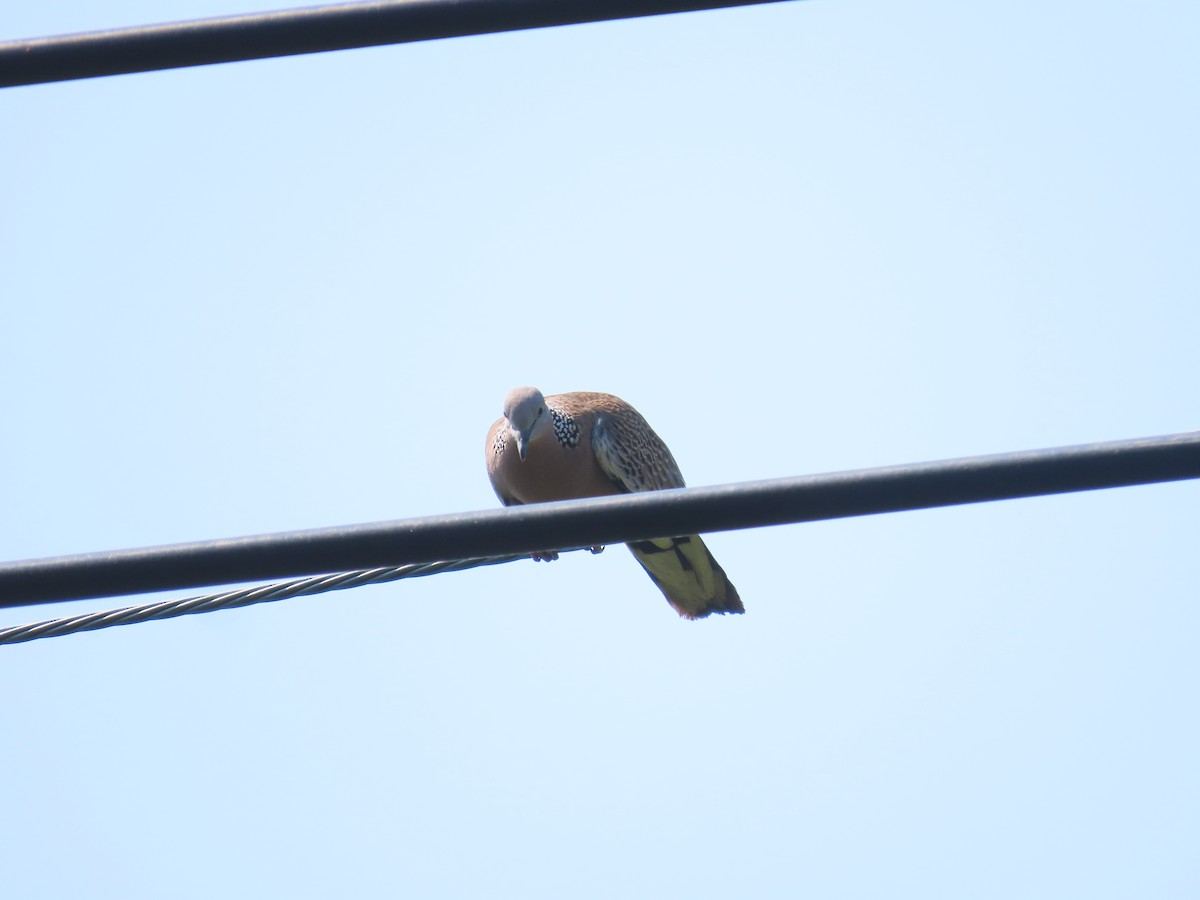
[{"left": 515, "top": 429, "right": 530, "bottom": 461}]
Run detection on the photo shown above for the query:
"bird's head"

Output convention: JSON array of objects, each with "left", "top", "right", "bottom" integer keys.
[{"left": 502, "top": 386, "right": 547, "bottom": 461}]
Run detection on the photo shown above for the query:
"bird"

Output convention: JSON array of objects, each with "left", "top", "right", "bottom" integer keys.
[{"left": 485, "top": 386, "right": 743, "bottom": 619}]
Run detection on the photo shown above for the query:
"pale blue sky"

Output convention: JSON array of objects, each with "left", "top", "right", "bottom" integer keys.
[{"left": 2, "top": 1, "right": 1198, "bottom": 897}]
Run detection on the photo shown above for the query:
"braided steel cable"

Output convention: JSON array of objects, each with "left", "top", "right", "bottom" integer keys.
[{"left": 0, "top": 553, "right": 532, "bottom": 646}]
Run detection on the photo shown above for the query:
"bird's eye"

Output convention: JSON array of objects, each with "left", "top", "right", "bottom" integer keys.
[{"left": 538, "top": 406, "right": 544, "bottom": 414}]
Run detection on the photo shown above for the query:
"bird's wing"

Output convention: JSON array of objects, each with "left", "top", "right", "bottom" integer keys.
[{"left": 590, "top": 400, "right": 686, "bottom": 494}]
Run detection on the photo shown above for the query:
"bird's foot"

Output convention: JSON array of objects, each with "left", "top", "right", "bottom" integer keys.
[{"left": 531, "top": 547, "right": 603, "bottom": 560}]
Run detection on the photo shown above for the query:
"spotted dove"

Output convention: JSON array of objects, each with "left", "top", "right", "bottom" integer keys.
[{"left": 485, "top": 386, "right": 744, "bottom": 619}]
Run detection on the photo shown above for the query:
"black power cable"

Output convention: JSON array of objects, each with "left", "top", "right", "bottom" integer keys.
[
  {"left": 2, "top": 431, "right": 1198, "bottom": 609},
  {"left": 0, "top": 0, "right": 795, "bottom": 88}
]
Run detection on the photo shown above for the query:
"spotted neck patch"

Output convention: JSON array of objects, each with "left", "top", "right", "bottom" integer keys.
[{"left": 550, "top": 407, "right": 581, "bottom": 448}]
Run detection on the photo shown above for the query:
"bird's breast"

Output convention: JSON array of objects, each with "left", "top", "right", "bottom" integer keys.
[{"left": 497, "top": 425, "right": 625, "bottom": 504}]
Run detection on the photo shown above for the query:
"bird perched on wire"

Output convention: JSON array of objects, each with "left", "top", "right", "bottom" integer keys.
[{"left": 485, "top": 386, "right": 743, "bottom": 619}]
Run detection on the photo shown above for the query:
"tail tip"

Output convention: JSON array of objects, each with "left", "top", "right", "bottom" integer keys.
[{"left": 673, "top": 588, "right": 745, "bottom": 620}]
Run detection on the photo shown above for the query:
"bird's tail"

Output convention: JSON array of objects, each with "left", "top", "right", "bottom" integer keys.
[{"left": 626, "top": 536, "right": 744, "bottom": 619}]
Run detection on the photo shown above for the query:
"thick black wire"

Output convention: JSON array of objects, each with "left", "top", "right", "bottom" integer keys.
[
  {"left": 2, "top": 430, "right": 1199, "bottom": 609},
  {"left": 0, "top": 0, "right": 795, "bottom": 88}
]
